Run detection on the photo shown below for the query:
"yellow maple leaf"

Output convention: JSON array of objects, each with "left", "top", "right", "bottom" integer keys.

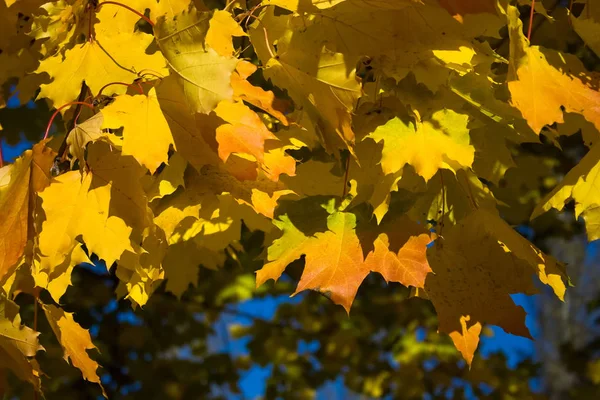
[
  {"left": 231, "top": 60, "right": 289, "bottom": 125},
  {"left": 38, "top": 244, "right": 91, "bottom": 303},
  {"left": 406, "top": 169, "right": 498, "bottom": 229},
  {"left": 102, "top": 87, "right": 174, "bottom": 173},
  {"left": 571, "top": 3, "right": 600, "bottom": 58},
  {"left": 66, "top": 112, "right": 106, "bottom": 169},
  {"left": 250, "top": 7, "right": 361, "bottom": 153},
  {"left": 37, "top": 142, "right": 149, "bottom": 271},
  {"left": 116, "top": 227, "right": 166, "bottom": 307},
  {"left": 30, "top": 0, "right": 88, "bottom": 56},
  {"left": 162, "top": 241, "right": 225, "bottom": 298},
  {"left": 0, "top": 294, "right": 44, "bottom": 391},
  {"left": 532, "top": 143, "right": 600, "bottom": 241},
  {"left": 155, "top": 7, "right": 239, "bottom": 114},
  {"left": 507, "top": 5, "right": 600, "bottom": 134},
  {"left": 0, "top": 157, "right": 29, "bottom": 282},
  {"left": 36, "top": 4, "right": 167, "bottom": 109},
  {"left": 206, "top": 9, "right": 247, "bottom": 57},
  {"left": 42, "top": 303, "right": 106, "bottom": 397},
  {"left": 155, "top": 75, "right": 222, "bottom": 170},
  {"left": 214, "top": 100, "right": 277, "bottom": 163},
  {"left": 368, "top": 109, "right": 474, "bottom": 181},
  {"left": 0, "top": 141, "right": 55, "bottom": 282},
  {"left": 142, "top": 152, "right": 187, "bottom": 202}
]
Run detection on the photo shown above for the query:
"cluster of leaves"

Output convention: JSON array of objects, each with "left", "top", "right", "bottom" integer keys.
[{"left": 1, "top": 0, "right": 600, "bottom": 395}]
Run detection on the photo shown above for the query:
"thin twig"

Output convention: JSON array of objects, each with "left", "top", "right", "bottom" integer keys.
[
  {"left": 439, "top": 172, "right": 445, "bottom": 238},
  {"left": 44, "top": 101, "right": 94, "bottom": 140},
  {"left": 96, "top": 1, "right": 154, "bottom": 27},
  {"left": 527, "top": 0, "right": 536, "bottom": 41},
  {"left": 32, "top": 288, "right": 40, "bottom": 400},
  {"left": 244, "top": 14, "right": 276, "bottom": 58},
  {"left": 88, "top": 2, "right": 94, "bottom": 42},
  {"left": 342, "top": 155, "right": 351, "bottom": 198}
]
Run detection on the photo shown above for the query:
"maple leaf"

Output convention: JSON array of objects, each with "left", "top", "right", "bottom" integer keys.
[
  {"left": 258, "top": 198, "right": 432, "bottom": 312},
  {"left": 102, "top": 87, "right": 175, "bottom": 173},
  {"left": 0, "top": 294, "right": 43, "bottom": 391},
  {"left": 258, "top": 202, "right": 368, "bottom": 312},
  {"left": 345, "top": 138, "right": 403, "bottom": 223},
  {"left": 142, "top": 152, "right": 187, "bottom": 202},
  {"left": 362, "top": 215, "right": 432, "bottom": 289},
  {"left": 37, "top": 141, "right": 149, "bottom": 272},
  {"left": 424, "top": 209, "right": 568, "bottom": 364},
  {"left": 571, "top": 3, "right": 600, "bottom": 58},
  {"left": 449, "top": 71, "right": 528, "bottom": 132},
  {"left": 35, "top": 4, "right": 167, "bottom": 109},
  {"left": 30, "top": 0, "right": 89, "bottom": 56},
  {"left": 155, "top": 7, "right": 239, "bottom": 114},
  {"left": 406, "top": 169, "right": 499, "bottom": 229},
  {"left": 36, "top": 243, "right": 91, "bottom": 303},
  {"left": 368, "top": 108, "right": 475, "bottom": 181},
  {"left": 231, "top": 60, "right": 289, "bottom": 125},
  {"left": 532, "top": 143, "right": 600, "bottom": 241},
  {"left": 42, "top": 303, "right": 106, "bottom": 397},
  {"left": 153, "top": 163, "right": 285, "bottom": 295},
  {"left": 116, "top": 226, "right": 166, "bottom": 307},
  {"left": 66, "top": 112, "right": 105, "bottom": 169},
  {"left": 214, "top": 100, "right": 277, "bottom": 163},
  {"left": 206, "top": 9, "right": 247, "bottom": 57},
  {"left": 155, "top": 75, "right": 222, "bottom": 170},
  {"left": 0, "top": 158, "right": 29, "bottom": 282},
  {"left": 154, "top": 165, "right": 279, "bottom": 250},
  {"left": 470, "top": 124, "right": 516, "bottom": 185},
  {"left": 0, "top": 141, "right": 55, "bottom": 282},
  {"left": 507, "top": 5, "right": 600, "bottom": 134},
  {"left": 162, "top": 241, "right": 225, "bottom": 298},
  {"left": 250, "top": 7, "right": 361, "bottom": 153},
  {"left": 260, "top": 0, "right": 476, "bottom": 84}
]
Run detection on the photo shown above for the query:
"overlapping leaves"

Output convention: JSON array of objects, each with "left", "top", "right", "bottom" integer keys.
[{"left": 2, "top": 0, "right": 599, "bottom": 394}]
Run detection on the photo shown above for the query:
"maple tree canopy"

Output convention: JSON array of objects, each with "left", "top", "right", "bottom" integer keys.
[{"left": 0, "top": 0, "right": 598, "bottom": 396}]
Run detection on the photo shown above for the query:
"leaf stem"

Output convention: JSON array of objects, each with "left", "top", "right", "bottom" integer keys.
[
  {"left": 527, "top": 1, "right": 535, "bottom": 41},
  {"left": 342, "top": 155, "right": 350, "bottom": 198},
  {"left": 96, "top": 1, "right": 154, "bottom": 27},
  {"left": 88, "top": 2, "right": 94, "bottom": 42},
  {"left": 32, "top": 288, "right": 40, "bottom": 400},
  {"left": 44, "top": 102, "right": 95, "bottom": 140},
  {"left": 244, "top": 14, "right": 275, "bottom": 59}
]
